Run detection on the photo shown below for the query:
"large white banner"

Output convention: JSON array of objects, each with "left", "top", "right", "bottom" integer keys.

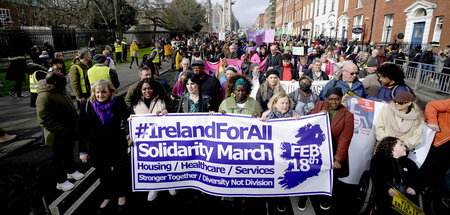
[
  {"left": 339, "top": 97, "right": 386, "bottom": 184},
  {"left": 129, "top": 113, "right": 334, "bottom": 197}
]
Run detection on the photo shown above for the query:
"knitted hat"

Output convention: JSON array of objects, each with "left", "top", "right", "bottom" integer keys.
[
  {"left": 265, "top": 69, "right": 280, "bottom": 79},
  {"left": 325, "top": 87, "right": 343, "bottom": 98},
  {"left": 93, "top": 54, "right": 107, "bottom": 63},
  {"left": 192, "top": 60, "right": 205, "bottom": 67}
]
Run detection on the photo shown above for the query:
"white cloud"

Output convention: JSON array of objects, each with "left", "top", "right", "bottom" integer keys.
[{"left": 206, "top": 0, "right": 269, "bottom": 28}]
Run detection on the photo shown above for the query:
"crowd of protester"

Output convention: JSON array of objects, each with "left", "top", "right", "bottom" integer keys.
[{"left": 3, "top": 32, "right": 449, "bottom": 214}]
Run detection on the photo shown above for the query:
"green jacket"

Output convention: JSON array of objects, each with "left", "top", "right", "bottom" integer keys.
[
  {"left": 69, "top": 61, "right": 90, "bottom": 100},
  {"left": 218, "top": 96, "right": 261, "bottom": 116},
  {"left": 36, "top": 80, "right": 78, "bottom": 147}
]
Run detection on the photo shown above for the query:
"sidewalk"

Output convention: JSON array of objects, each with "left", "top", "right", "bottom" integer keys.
[{"left": 0, "top": 60, "right": 172, "bottom": 158}]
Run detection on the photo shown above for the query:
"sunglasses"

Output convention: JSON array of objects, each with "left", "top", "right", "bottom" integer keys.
[
  {"left": 394, "top": 101, "right": 409, "bottom": 105},
  {"left": 348, "top": 72, "right": 359, "bottom": 76}
]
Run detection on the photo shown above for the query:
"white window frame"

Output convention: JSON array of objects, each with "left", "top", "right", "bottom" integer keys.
[
  {"left": 357, "top": 0, "right": 363, "bottom": 9},
  {"left": 323, "top": 0, "right": 327, "bottom": 14},
  {"left": 316, "top": 0, "right": 320, "bottom": 16},
  {"left": 344, "top": 0, "right": 349, "bottom": 12},
  {"left": 352, "top": 15, "right": 363, "bottom": 41},
  {"left": 310, "top": 2, "right": 314, "bottom": 19},
  {"left": 0, "top": 8, "right": 12, "bottom": 24},
  {"left": 331, "top": 0, "right": 335, "bottom": 12},
  {"left": 381, "top": 14, "right": 394, "bottom": 43},
  {"left": 306, "top": 5, "right": 309, "bottom": 20},
  {"left": 303, "top": 6, "right": 306, "bottom": 20},
  {"left": 432, "top": 16, "right": 443, "bottom": 43}
]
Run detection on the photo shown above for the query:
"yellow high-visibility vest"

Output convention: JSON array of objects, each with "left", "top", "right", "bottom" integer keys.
[
  {"left": 151, "top": 49, "right": 160, "bottom": 63},
  {"left": 75, "top": 65, "right": 88, "bottom": 93},
  {"left": 114, "top": 42, "right": 123, "bottom": 53},
  {"left": 87, "top": 65, "right": 111, "bottom": 87},
  {"left": 29, "top": 70, "right": 47, "bottom": 93}
]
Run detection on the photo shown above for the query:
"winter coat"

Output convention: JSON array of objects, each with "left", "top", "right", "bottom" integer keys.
[
  {"left": 377, "top": 84, "right": 412, "bottom": 102},
  {"left": 6, "top": 56, "right": 27, "bottom": 82},
  {"left": 264, "top": 52, "right": 282, "bottom": 73},
  {"left": 319, "top": 79, "right": 381, "bottom": 101},
  {"left": 36, "top": 81, "right": 78, "bottom": 147},
  {"left": 68, "top": 61, "right": 90, "bottom": 100},
  {"left": 79, "top": 97, "right": 129, "bottom": 166},
  {"left": 289, "top": 89, "right": 319, "bottom": 116},
  {"left": 309, "top": 101, "right": 354, "bottom": 177},
  {"left": 370, "top": 153, "right": 419, "bottom": 214},
  {"left": 177, "top": 94, "right": 212, "bottom": 113},
  {"left": 361, "top": 73, "right": 381, "bottom": 98},
  {"left": 303, "top": 68, "right": 329, "bottom": 81},
  {"left": 424, "top": 98, "right": 450, "bottom": 147},
  {"left": 133, "top": 98, "right": 166, "bottom": 115},
  {"left": 273, "top": 64, "right": 300, "bottom": 81},
  {"left": 218, "top": 96, "right": 261, "bottom": 116},
  {"left": 199, "top": 74, "right": 223, "bottom": 111},
  {"left": 374, "top": 102, "right": 424, "bottom": 149},
  {"left": 130, "top": 43, "right": 139, "bottom": 57}
]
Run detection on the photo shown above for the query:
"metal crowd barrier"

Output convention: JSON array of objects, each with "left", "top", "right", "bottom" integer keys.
[{"left": 393, "top": 59, "right": 450, "bottom": 94}]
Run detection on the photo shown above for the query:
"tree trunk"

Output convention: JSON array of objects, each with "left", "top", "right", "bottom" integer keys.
[
  {"left": 152, "top": 24, "right": 157, "bottom": 44},
  {"left": 113, "top": 0, "right": 123, "bottom": 39}
]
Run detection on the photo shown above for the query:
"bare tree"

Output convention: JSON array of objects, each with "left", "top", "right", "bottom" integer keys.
[{"left": 135, "top": 0, "right": 168, "bottom": 43}]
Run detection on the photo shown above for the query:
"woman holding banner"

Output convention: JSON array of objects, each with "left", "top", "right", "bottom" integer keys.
[
  {"left": 370, "top": 136, "right": 419, "bottom": 215},
  {"left": 218, "top": 74, "right": 261, "bottom": 117},
  {"left": 303, "top": 87, "right": 354, "bottom": 213},
  {"left": 129, "top": 78, "right": 177, "bottom": 201},
  {"left": 79, "top": 79, "right": 130, "bottom": 213},
  {"left": 255, "top": 69, "right": 285, "bottom": 112},
  {"left": 176, "top": 73, "right": 212, "bottom": 113},
  {"left": 264, "top": 92, "right": 300, "bottom": 213}
]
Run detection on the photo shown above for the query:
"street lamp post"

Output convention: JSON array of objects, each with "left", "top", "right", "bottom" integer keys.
[{"left": 385, "top": 25, "right": 392, "bottom": 45}]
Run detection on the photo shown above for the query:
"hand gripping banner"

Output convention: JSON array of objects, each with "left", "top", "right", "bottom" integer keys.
[{"left": 129, "top": 113, "right": 334, "bottom": 197}]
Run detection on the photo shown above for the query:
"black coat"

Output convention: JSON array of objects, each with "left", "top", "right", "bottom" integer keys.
[
  {"left": 370, "top": 153, "right": 419, "bottom": 214},
  {"left": 246, "top": 73, "right": 265, "bottom": 85},
  {"left": 303, "top": 69, "right": 329, "bottom": 81},
  {"left": 199, "top": 74, "right": 222, "bottom": 111},
  {"left": 264, "top": 53, "right": 282, "bottom": 73},
  {"left": 79, "top": 97, "right": 130, "bottom": 166},
  {"left": 6, "top": 57, "right": 27, "bottom": 82}
]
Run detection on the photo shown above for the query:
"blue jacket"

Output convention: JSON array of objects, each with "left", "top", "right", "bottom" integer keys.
[
  {"left": 377, "top": 84, "right": 411, "bottom": 102},
  {"left": 319, "top": 79, "right": 382, "bottom": 101}
]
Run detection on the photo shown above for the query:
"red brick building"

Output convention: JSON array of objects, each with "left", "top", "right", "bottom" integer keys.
[{"left": 337, "top": 0, "right": 449, "bottom": 49}]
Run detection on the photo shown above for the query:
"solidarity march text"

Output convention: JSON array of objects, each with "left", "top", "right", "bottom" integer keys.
[{"left": 129, "top": 113, "right": 333, "bottom": 197}]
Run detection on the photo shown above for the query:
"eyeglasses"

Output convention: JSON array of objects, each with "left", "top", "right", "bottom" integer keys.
[{"left": 343, "top": 70, "right": 359, "bottom": 76}]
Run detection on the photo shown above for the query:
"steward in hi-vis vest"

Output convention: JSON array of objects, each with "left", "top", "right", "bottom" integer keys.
[
  {"left": 27, "top": 59, "right": 49, "bottom": 107},
  {"left": 69, "top": 49, "right": 91, "bottom": 102},
  {"left": 87, "top": 54, "right": 120, "bottom": 89},
  {"left": 114, "top": 39, "right": 123, "bottom": 63}
]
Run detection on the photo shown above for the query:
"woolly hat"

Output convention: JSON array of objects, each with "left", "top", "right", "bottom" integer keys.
[
  {"left": 93, "top": 54, "right": 107, "bottom": 63},
  {"left": 265, "top": 69, "right": 280, "bottom": 79}
]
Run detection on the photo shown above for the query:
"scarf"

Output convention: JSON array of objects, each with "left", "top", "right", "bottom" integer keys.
[
  {"left": 267, "top": 109, "right": 293, "bottom": 119},
  {"left": 325, "top": 61, "right": 334, "bottom": 75},
  {"left": 92, "top": 97, "right": 117, "bottom": 128},
  {"left": 386, "top": 102, "right": 421, "bottom": 136}
]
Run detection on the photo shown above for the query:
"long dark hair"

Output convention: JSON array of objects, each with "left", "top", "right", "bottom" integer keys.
[{"left": 130, "top": 78, "right": 172, "bottom": 110}]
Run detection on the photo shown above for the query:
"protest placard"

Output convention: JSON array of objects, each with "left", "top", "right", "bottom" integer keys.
[
  {"left": 129, "top": 113, "right": 333, "bottom": 196},
  {"left": 292, "top": 47, "right": 304, "bottom": 56},
  {"left": 219, "top": 32, "right": 226, "bottom": 41}
]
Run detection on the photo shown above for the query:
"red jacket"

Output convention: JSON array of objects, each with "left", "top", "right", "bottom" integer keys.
[
  {"left": 425, "top": 98, "right": 450, "bottom": 147},
  {"left": 309, "top": 101, "right": 354, "bottom": 177}
]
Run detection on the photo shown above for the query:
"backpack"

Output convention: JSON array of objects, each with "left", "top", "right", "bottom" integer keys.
[{"left": 390, "top": 84, "right": 415, "bottom": 100}]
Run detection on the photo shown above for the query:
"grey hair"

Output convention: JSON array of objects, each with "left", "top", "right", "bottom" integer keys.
[
  {"left": 312, "top": 57, "right": 322, "bottom": 65},
  {"left": 181, "top": 58, "right": 190, "bottom": 65},
  {"left": 54, "top": 52, "right": 63, "bottom": 58},
  {"left": 78, "top": 48, "right": 90, "bottom": 59}
]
